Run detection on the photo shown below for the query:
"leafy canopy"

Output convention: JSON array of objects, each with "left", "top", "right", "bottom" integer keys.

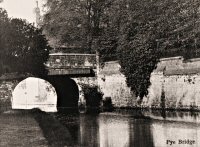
[
  {"left": 43, "top": 0, "right": 118, "bottom": 56},
  {"left": 118, "top": 0, "right": 200, "bottom": 99},
  {"left": 43, "top": 0, "right": 200, "bottom": 100},
  {"left": 0, "top": 8, "right": 50, "bottom": 77}
]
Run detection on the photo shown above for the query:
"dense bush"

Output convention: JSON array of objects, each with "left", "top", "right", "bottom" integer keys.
[
  {"left": 102, "top": 97, "right": 113, "bottom": 111},
  {"left": 81, "top": 84, "right": 103, "bottom": 108}
]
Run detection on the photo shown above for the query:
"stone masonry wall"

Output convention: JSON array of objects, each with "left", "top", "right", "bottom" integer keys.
[
  {"left": 47, "top": 53, "right": 96, "bottom": 69},
  {"left": 0, "top": 80, "right": 19, "bottom": 111},
  {"left": 98, "top": 61, "right": 137, "bottom": 107},
  {"left": 146, "top": 57, "right": 200, "bottom": 109},
  {"left": 98, "top": 57, "right": 200, "bottom": 109}
]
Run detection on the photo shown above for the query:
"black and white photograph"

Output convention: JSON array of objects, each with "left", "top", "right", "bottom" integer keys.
[{"left": 0, "top": 0, "right": 200, "bottom": 146}]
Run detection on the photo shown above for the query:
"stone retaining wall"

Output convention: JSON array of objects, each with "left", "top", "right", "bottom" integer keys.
[
  {"left": 0, "top": 80, "right": 19, "bottom": 111},
  {"left": 146, "top": 57, "right": 200, "bottom": 109},
  {"left": 99, "top": 58, "right": 200, "bottom": 110},
  {"left": 98, "top": 61, "right": 137, "bottom": 107}
]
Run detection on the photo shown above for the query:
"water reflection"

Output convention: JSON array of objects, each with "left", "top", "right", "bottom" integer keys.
[
  {"left": 144, "top": 110, "right": 200, "bottom": 123},
  {"left": 99, "top": 115, "right": 154, "bottom": 147},
  {"left": 99, "top": 115, "right": 130, "bottom": 147},
  {"left": 79, "top": 114, "right": 100, "bottom": 146},
  {"left": 152, "top": 121, "right": 200, "bottom": 147},
  {"left": 55, "top": 111, "right": 200, "bottom": 147}
]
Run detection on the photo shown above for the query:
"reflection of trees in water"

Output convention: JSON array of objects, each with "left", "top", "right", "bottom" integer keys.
[
  {"left": 129, "top": 119, "right": 155, "bottom": 147},
  {"left": 34, "top": 111, "right": 78, "bottom": 146},
  {"left": 56, "top": 113, "right": 100, "bottom": 146},
  {"left": 98, "top": 115, "right": 131, "bottom": 147},
  {"left": 47, "top": 110, "right": 200, "bottom": 147},
  {"left": 55, "top": 113, "right": 80, "bottom": 145},
  {"left": 98, "top": 114, "right": 155, "bottom": 147},
  {"left": 55, "top": 112, "right": 155, "bottom": 147},
  {"left": 79, "top": 114, "right": 100, "bottom": 147},
  {"left": 161, "top": 110, "right": 166, "bottom": 119},
  {"left": 149, "top": 110, "right": 200, "bottom": 121},
  {"left": 190, "top": 111, "right": 199, "bottom": 120}
]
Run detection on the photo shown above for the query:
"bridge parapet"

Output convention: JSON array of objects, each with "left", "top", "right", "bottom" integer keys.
[{"left": 46, "top": 53, "right": 97, "bottom": 75}]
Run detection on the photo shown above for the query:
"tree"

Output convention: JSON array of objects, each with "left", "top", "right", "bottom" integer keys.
[
  {"left": 43, "top": 0, "right": 118, "bottom": 56},
  {"left": 118, "top": 0, "right": 200, "bottom": 100},
  {"left": 116, "top": 0, "right": 159, "bottom": 100},
  {"left": 43, "top": 0, "right": 200, "bottom": 102},
  {"left": 0, "top": 8, "right": 11, "bottom": 74},
  {"left": 0, "top": 8, "right": 50, "bottom": 77}
]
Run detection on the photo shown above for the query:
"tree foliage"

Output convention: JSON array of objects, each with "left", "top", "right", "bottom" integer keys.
[
  {"left": 117, "top": 4, "right": 159, "bottom": 98},
  {"left": 43, "top": 0, "right": 118, "bottom": 56},
  {"left": 118, "top": 0, "right": 200, "bottom": 99},
  {"left": 0, "top": 8, "right": 50, "bottom": 77},
  {"left": 43, "top": 0, "right": 200, "bottom": 100}
]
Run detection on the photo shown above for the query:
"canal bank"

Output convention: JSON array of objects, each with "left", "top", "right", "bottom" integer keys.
[
  {"left": 0, "top": 110, "right": 80, "bottom": 147},
  {"left": 0, "top": 110, "right": 48, "bottom": 147}
]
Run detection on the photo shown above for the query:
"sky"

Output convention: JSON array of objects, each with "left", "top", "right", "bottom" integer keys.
[{"left": 0, "top": 0, "right": 44, "bottom": 24}]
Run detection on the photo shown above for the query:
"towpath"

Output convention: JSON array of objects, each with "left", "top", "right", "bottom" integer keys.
[
  {"left": 0, "top": 110, "right": 75, "bottom": 147},
  {"left": 0, "top": 111, "right": 48, "bottom": 147}
]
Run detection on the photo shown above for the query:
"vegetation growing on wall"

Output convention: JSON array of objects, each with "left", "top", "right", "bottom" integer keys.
[{"left": 80, "top": 84, "right": 103, "bottom": 108}]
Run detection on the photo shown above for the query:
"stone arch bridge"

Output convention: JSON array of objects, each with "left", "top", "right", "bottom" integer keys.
[{"left": 45, "top": 53, "right": 98, "bottom": 110}]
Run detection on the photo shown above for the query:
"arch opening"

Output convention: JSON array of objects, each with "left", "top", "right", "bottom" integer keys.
[
  {"left": 12, "top": 77, "right": 57, "bottom": 112},
  {"left": 47, "top": 76, "right": 79, "bottom": 112}
]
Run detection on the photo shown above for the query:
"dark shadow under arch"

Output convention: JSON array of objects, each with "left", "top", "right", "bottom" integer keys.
[{"left": 47, "top": 76, "right": 79, "bottom": 111}]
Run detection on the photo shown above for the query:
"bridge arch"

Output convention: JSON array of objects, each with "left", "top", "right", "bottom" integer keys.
[
  {"left": 45, "top": 53, "right": 98, "bottom": 111},
  {"left": 12, "top": 77, "right": 57, "bottom": 112},
  {"left": 47, "top": 76, "right": 79, "bottom": 111}
]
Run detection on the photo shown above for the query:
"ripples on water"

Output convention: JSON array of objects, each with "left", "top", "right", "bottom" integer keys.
[{"left": 54, "top": 110, "right": 200, "bottom": 147}]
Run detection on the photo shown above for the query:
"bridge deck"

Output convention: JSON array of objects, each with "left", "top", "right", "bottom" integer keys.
[{"left": 46, "top": 53, "right": 97, "bottom": 75}]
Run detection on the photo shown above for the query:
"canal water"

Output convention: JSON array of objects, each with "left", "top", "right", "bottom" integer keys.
[{"left": 54, "top": 110, "right": 200, "bottom": 147}]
